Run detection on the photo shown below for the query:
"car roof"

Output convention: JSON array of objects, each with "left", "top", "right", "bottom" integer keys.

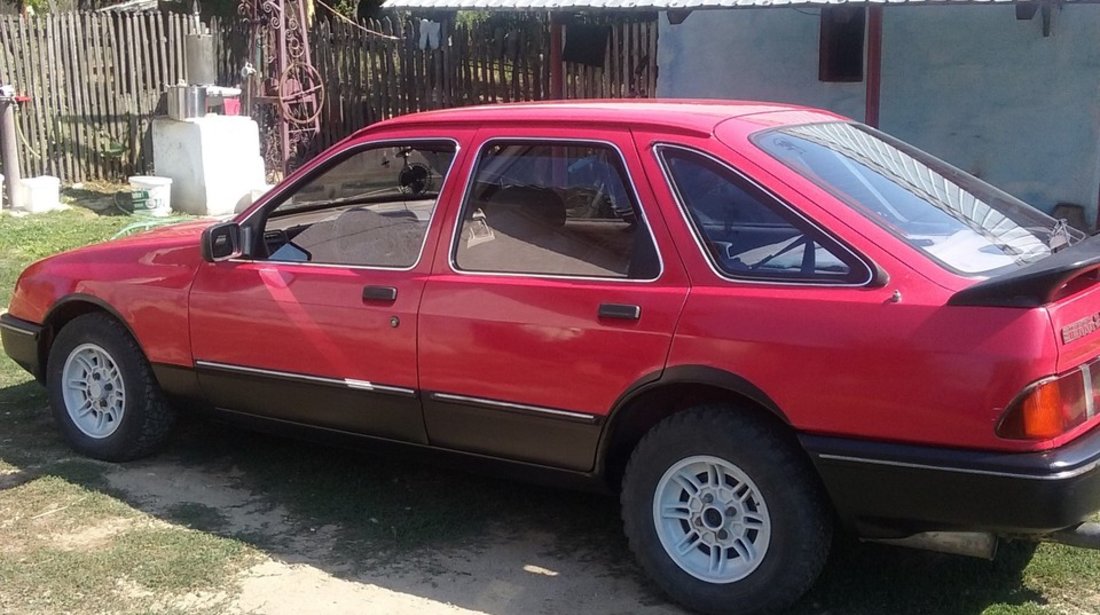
[{"left": 360, "top": 99, "right": 844, "bottom": 138}]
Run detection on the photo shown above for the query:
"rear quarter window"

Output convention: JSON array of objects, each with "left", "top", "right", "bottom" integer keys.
[{"left": 657, "top": 145, "right": 872, "bottom": 285}]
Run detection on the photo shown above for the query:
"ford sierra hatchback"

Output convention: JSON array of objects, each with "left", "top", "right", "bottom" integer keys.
[{"left": 4, "top": 101, "right": 1100, "bottom": 615}]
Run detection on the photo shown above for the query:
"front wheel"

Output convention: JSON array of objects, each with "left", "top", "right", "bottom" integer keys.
[
  {"left": 621, "top": 405, "right": 832, "bottom": 615},
  {"left": 46, "top": 313, "right": 177, "bottom": 461}
]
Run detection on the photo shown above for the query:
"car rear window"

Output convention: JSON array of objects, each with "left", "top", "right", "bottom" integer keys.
[{"left": 752, "top": 122, "right": 1082, "bottom": 276}]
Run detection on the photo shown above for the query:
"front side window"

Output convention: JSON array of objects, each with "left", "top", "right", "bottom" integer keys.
[
  {"left": 659, "top": 146, "right": 867, "bottom": 284},
  {"left": 453, "top": 141, "right": 660, "bottom": 280},
  {"left": 753, "top": 122, "right": 1082, "bottom": 276},
  {"left": 260, "top": 141, "right": 456, "bottom": 268}
]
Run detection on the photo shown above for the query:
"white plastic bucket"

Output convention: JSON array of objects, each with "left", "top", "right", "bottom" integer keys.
[
  {"left": 21, "top": 175, "right": 60, "bottom": 213},
  {"left": 129, "top": 176, "right": 172, "bottom": 216}
]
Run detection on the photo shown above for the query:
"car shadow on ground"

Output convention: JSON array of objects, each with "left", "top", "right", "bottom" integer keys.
[{"left": 0, "top": 378, "right": 1047, "bottom": 614}]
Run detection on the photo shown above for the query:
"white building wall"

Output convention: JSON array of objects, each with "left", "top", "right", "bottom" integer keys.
[
  {"left": 657, "top": 8, "right": 866, "bottom": 120},
  {"left": 880, "top": 5, "right": 1100, "bottom": 219},
  {"left": 657, "top": 5, "right": 1100, "bottom": 221}
]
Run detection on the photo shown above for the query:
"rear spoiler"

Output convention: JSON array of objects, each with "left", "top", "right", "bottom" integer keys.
[{"left": 948, "top": 234, "right": 1100, "bottom": 308}]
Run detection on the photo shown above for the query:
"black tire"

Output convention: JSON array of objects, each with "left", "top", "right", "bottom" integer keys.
[
  {"left": 621, "top": 405, "right": 832, "bottom": 615},
  {"left": 46, "top": 312, "right": 176, "bottom": 461}
]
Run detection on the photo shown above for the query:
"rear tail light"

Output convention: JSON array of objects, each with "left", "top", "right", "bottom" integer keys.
[{"left": 998, "top": 361, "right": 1098, "bottom": 440}]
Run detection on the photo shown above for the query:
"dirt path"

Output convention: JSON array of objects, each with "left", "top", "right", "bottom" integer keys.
[
  {"left": 229, "top": 533, "right": 680, "bottom": 615},
  {"left": 100, "top": 452, "right": 683, "bottom": 615}
]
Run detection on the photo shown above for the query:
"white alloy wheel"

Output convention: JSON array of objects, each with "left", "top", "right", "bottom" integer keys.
[
  {"left": 652, "top": 454, "right": 772, "bottom": 584},
  {"left": 61, "top": 342, "right": 126, "bottom": 439}
]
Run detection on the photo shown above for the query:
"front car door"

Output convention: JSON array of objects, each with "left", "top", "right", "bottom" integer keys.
[
  {"left": 417, "top": 127, "right": 690, "bottom": 471},
  {"left": 189, "top": 130, "right": 469, "bottom": 442}
]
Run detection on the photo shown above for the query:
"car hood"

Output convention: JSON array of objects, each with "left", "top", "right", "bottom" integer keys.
[
  {"left": 50, "top": 219, "right": 216, "bottom": 264},
  {"left": 7, "top": 219, "right": 218, "bottom": 323}
]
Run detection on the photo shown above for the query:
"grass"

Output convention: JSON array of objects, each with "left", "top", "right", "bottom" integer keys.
[
  {"left": 0, "top": 196, "right": 1099, "bottom": 613},
  {"left": 0, "top": 198, "right": 255, "bottom": 614}
]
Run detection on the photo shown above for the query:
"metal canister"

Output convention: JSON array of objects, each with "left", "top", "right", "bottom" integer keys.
[
  {"left": 184, "top": 34, "right": 216, "bottom": 86},
  {"left": 166, "top": 84, "right": 207, "bottom": 120}
]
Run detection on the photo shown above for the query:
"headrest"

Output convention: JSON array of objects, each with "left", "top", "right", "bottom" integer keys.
[{"left": 484, "top": 186, "right": 567, "bottom": 228}]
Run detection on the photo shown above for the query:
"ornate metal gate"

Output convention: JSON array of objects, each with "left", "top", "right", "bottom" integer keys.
[{"left": 238, "top": 0, "right": 325, "bottom": 176}]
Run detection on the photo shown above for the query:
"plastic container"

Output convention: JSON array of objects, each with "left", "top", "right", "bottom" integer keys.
[
  {"left": 129, "top": 176, "right": 173, "bottom": 216},
  {"left": 21, "top": 175, "right": 60, "bottom": 213}
]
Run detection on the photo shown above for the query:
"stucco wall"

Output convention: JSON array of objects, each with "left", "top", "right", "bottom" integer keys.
[
  {"left": 658, "top": 5, "right": 1100, "bottom": 221},
  {"left": 657, "top": 8, "right": 866, "bottom": 120},
  {"left": 880, "top": 5, "right": 1100, "bottom": 219}
]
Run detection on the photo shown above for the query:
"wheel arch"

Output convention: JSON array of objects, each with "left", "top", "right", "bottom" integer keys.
[
  {"left": 38, "top": 294, "right": 139, "bottom": 380},
  {"left": 597, "top": 365, "right": 793, "bottom": 489}
]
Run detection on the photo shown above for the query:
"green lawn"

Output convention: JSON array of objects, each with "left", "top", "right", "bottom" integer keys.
[
  {"left": 0, "top": 204, "right": 1098, "bottom": 614},
  {"left": 0, "top": 207, "right": 256, "bottom": 614}
]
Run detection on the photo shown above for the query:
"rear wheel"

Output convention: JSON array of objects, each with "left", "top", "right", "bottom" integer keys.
[
  {"left": 621, "top": 405, "right": 832, "bottom": 615},
  {"left": 47, "top": 313, "right": 176, "bottom": 461}
]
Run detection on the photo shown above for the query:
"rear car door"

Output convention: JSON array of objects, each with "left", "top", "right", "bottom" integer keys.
[
  {"left": 189, "top": 132, "right": 468, "bottom": 442},
  {"left": 417, "top": 127, "right": 690, "bottom": 471}
]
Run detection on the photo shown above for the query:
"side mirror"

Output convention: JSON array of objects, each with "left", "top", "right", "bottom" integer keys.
[{"left": 201, "top": 222, "right": 243, "bottom": 262}]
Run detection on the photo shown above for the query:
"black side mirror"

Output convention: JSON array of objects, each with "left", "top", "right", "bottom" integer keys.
[{"left": 201, "top": 222, "right": 243, "bottom": 262}]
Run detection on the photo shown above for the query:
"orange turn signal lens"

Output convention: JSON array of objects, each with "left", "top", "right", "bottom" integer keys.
[{"left": 998, "top": 369, "right": 1090, "bottom": 440}]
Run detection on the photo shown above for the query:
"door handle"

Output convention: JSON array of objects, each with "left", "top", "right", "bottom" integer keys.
[
  {"left": 362, "top": 285, "right": 398, "bottom": 302},
  {"left": 598, "top": 303, "right": 641, "bottom": 321}
]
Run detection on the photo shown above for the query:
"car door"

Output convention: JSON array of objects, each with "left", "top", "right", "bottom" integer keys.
[
  {"left": 188, "top": 132, "right": 469, "bottom": 442},
  {"left": 417, "top": 127, "right": 691, "bottom": 471}
]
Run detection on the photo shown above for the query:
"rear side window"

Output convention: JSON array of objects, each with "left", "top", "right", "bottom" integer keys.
[
  {"left": 658, "top": 146, "right": 870, "bottom": 284},
  {"left": 453, "top": 141, "right": 661, "bottom": 280}
]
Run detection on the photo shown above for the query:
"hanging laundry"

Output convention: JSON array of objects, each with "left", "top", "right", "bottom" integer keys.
[{"left": 419, "top": 19, "right": 442, "bottom": 50}]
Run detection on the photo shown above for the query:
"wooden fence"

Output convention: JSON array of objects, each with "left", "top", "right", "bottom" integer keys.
[
  {"left": 0, "top": 12, "right": 658, "bottom": 183},
  {"left": 0, "top": 12, "right": 203, "bottom": 183}
]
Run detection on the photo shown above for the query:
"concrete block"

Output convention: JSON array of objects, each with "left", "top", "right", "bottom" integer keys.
[{"left": 152, "top": 115, "right": 266, "bottom": 217}]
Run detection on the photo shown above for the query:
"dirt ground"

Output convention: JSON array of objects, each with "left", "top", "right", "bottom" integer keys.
[
  {"left": 0, "top": 382, "right": 690, "bottom": 615},
  {"left": 99, "top": 451, "right": 681, "bottom": 615}
]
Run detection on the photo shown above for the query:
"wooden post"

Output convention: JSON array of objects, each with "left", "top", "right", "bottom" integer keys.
[
  {"left": 549, "top": 13, "right": 563, "bottom": 100},
  {"left": 865, "top": 6, "right": 883, "bottom": 128}
]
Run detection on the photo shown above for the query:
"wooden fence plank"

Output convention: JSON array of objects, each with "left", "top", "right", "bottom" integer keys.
[
  {"left": 6, "top": 18, "right": 28, "bottom": 177},
  {"left": 103, "top": 14, "right": 122, "bottom": 179},
  {"left": 74, "top": 13, "right": 98, "bottom": 180},
  {"left": 10, "top": 15, "right": 30, "bottom": 177},
  {"left": 47, "top": 15, "right": 72, "bottom": 181},
  {"left": 81, "top": 14, "right": 98, "bottom": 180},
  {"left": 65, "top": 12, "right": 87, "bottom": 181}
]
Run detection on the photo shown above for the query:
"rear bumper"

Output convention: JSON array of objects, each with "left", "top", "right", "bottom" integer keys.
[
  {"left": 0, "top": 313, "right": 43, "bottom": 379},
  {"left": 801, "top": 428, "right": 1100, "bottom": 538}
]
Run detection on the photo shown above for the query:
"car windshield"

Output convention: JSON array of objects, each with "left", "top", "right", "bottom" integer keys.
[{"left": 753, "top": 122, "right": 1083, "bottom": 276}]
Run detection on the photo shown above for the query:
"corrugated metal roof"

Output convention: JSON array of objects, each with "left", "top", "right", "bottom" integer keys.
[
  {"left": 382, "top": 0, "right": 1038, "bottom": 10},
  {"left": 97, "top": 0, "right": 159, "bottom": 11}
]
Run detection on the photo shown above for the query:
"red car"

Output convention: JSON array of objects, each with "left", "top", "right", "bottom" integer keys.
[{"left": 4, "top": 101, "right": 1100, "bottom": 614}]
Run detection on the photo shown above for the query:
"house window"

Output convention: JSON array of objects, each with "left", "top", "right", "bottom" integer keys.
[{"left": 819, "top": 6, "right": 865, "bottom": 82}]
